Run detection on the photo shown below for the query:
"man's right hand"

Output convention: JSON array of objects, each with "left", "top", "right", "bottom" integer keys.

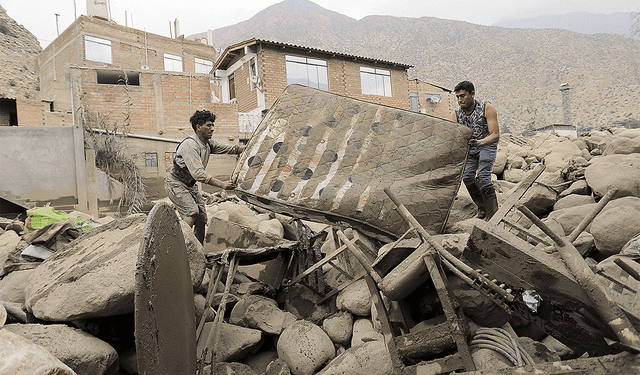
[{"left": 220, "top": 180, "right": 236, "bottom": 190}]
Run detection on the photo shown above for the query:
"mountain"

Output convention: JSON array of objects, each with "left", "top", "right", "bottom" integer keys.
[
  {"left": 492, "top": 12, "right": 635, "bottom": 37},
  {"left": 190, "top": 0, "right": 640, "bottom": 134}
]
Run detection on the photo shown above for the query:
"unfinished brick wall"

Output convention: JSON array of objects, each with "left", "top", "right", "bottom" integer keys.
[
  {"left": 255, "top": 46, "right": 410, "bottom": 111},
  {"left": 408, "top": 79, "right": 453, "bottom": 120},
  {"left": 37, "top": 15, "right": 217, "bottom": 113},
  {"left": 15, "top": 98, "right": 43, "bottom": 127},
  {"left": 72, "top": 67, "right": 237, "bottom": 139}
]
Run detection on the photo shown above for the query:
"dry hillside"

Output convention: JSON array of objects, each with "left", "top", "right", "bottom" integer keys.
[
  {"left": 191, "top": 0, "right": 640, "bottom": 135},
  {"left": 0, "top": 5, "right": 40, "bottom": 101}
]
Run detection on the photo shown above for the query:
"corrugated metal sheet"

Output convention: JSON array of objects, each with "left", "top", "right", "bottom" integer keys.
[{"left": 232, "top": 85, "right": 471, "bottom": 239}]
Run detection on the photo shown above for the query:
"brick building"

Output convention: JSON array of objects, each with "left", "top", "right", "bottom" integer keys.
[
  {"left": 407, "top": 79, "right": 453, "bottom": 119},
  {"left": 212, "top": 38, "right": 413, "bottom": 140}
]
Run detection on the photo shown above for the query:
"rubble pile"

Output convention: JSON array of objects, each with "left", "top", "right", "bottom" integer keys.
[{"left": 1, "top": 129, "right": 640, "bottom": 374}]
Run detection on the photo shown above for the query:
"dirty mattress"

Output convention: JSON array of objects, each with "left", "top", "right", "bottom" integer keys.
[{"left": 232, "top": 84, "right": 471, "bottom": 238}]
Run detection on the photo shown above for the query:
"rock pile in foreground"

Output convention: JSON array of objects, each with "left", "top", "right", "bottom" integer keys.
[{"left": 2, "top": 128, "right": 640, "bottom": 374}]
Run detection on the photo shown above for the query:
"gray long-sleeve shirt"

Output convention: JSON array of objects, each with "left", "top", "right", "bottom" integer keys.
[{"left": 171, "top": 135, "right": 241, "bottom": 185}]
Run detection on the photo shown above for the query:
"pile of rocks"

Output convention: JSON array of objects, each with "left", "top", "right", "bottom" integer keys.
[{"left": 1, "top": 127, "right": 640, "bottom": 374}]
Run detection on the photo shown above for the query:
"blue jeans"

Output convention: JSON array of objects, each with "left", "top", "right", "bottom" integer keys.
[{"left": 463, "top": 144, "right": 497, "bottom": 190}]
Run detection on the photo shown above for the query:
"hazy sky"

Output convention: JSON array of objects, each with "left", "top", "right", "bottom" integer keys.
[{"left": 3, "top": 0, "right": 639, "bottom": 48}]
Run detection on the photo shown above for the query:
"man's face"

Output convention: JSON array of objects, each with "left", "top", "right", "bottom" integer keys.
[
  {"left": 455, "top": 90, "right": 475, "bottom": 111},
  {"left": 196, "top": 121, "right": 215, "bottom": 140}
]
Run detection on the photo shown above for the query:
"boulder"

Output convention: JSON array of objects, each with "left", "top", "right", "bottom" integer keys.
[
  {"left": 244, "top": 299, "right": 298, "bottom": 335},
  {"left": 198, "top": 322, "right": 263, "bottom": 363},
  {"left": 493, "top": 152, "right": 508, "bottom": 175},
  {"left": 503, "top": 168, "right": 527, "bottom": 183},
  {"left": 558, "top": 180, "right": 590, "bottom": 198},
  {"left": 0, "top": 269, "right": 35, "bottom": 304},
  {"left": 317, "top": 340, "right": 392, "bottom": 375},
  {"left": 520, "top": 171, "right": 565, "bottom": 216},
  {"left": 553, "top": 194, "right": 595, "bottom": 211},
  {"left": 351, "top": 318, "right": 377, "bottom": 347},
  {"left": 230, "top": 295, "right": 279, "bottom": 327},
  {"left": 277, "top": 320, "right": 335, "bottom": 375},
  {"left": 547, "top": 203, "right": 598, "bottom": 236},
  {"left": 24, "top": 215, "right": 147, "bottom": 321},
  {"left": 336, "top": 278, "right": 372, "bottom": 317},
  {"left": 4, "top": 323, "right": 118, "bottom": 375},
  {"left": 265, "top": 358, "right": 292, "bottom": 375},
  {"left": 591, "top": 197, "right": 640, "bottom": 257},
  {"left": 206, "top": 362, "right": 258, "bottom": 375},
  {"left": 322, "top": 311, "right": 354, "bottom": 346},
  {"left": 602, "top": 136, "right": 640, "bottom": 156},
  {"left": 258, "top": 219, "right": 285, "bottom": 238},
  {"left": 283, "top": 283, "right": 333, "bottom": 324},
  {"left": 242, "top": 350, "right": 279, "bottom": 375},
  {"left": 0, "top": 328, "right": 76, "bottom": 374},
  {"left": 585, "top": 154, "right": 640, "bottom": 199},
  {"left": 0, "top": 230, "right": 21, "bottom": 276},
  {"left": 24, "top": 214, "right": 205, "bottom": 321},
  {"left": 506, "top": 155, "right": 526, "bottom": 169}
]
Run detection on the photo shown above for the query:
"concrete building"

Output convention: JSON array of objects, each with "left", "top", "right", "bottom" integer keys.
[
  {"left": 212, "top": 38, "right": 413, "bottom": 141},
  {"left": 407, "top": 79, "right": 453, "bottom": 119}
]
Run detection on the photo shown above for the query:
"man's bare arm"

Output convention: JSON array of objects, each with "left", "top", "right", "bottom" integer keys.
[{"left": 477, "top": 103, "right": 500, "bottom": 146}]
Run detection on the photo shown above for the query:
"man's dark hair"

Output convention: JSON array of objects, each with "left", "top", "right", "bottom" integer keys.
[
  {"left": 454, "top": 81, "right": 475, "bottom": 94},
  {"left": 189, "top": 110, "right": 216, "bottom": 132}
]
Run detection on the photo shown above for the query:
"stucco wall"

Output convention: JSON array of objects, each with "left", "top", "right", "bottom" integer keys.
[{"left": 0, "top": 126, "right": 80, "bottom": 206}]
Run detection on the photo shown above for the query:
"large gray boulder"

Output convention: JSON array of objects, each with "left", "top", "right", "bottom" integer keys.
[
  {"left": 277, "top": 320, "right": 335, "bottom": 375},
  {"left": 336, "top": 278, "right": 372, "bottom": 317},
  {"left": 591, "top": 197, "right": 640, "bottom": 257},
  {"left": 0, "top": 328, "right": 77, "bottom": 374},
  {"left": 322, "top": 311, "right": 354, "bottom": 346},
  {"left": 520, "top": 171, "right": 565, "bottom": 215},
  {"left": 198, "top": 322, "right": 264, "bottom": 363},
  {"left": 602, "top": 136, "right": 640, "bottom": 156},
  {"left": 547, "top": 203, "right": 598, "bottom": 236},
  {"left": 553, "top": 194, "right": 595, "bottom": 211},
  {"left": 283, "top": 283, "right": 333, "bottom": 324},
  {"left": 24, "top": 214, "right": 205, "bottom": 321},
  {"left": 0, "top": 269, "right": 35, "bottom": 304},
  {"left": 4, "top": 323, "right": 118, "bottom": 375},
  {"left": 0, "top": 230, "right": 21, "bottom": 276},
  {"left": 317, "top": 340, "right": 392, "bottom": 375},
  {"left": 585, "top": 154, "right": 640, "bottom": 199}
]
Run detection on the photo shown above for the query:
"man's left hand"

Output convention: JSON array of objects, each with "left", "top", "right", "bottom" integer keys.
[{"left": 469, "top": 139, "right": 480, "bottom": 147}]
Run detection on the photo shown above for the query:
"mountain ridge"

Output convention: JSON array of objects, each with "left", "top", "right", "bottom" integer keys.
[{"left": 190, "top": 0, "right": 640, "bottom": 134}]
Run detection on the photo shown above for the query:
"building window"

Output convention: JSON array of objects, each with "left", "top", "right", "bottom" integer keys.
[
  {"left": 164, "top": 53, "right": 183, "bottom": 72},
  {"left": 195, "top": 58, "right": 213, "bottom": 74},
  {"left": 425, "top": 94, "right": 441, "bottom": 103},
  {"left": 285, "top": 55, "right": 328, "bottom": 90},
  {"left": 249, "top": 57, "right": 258, "bottom": 90},
  {"left": 96, "top": 70, "right": 140, "bottom": 85},
  {"left": 84, "top": 35, "right": 112, "bottom": 64},
  {"left": 410, "top": 93, "right": 419, "bottom": 112},
  {"left": 360, "top": 67, "right": 391, "bottom": 97},
  {"left": 228, "top": 73, "right": 236, "bottom": 100},
  {"left": 145, "top": 153, "right": 158, "bottom": 168}
]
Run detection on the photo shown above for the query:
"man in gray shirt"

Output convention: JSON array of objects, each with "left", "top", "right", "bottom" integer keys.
[{"left": 165, "top": 110, "right": 246, "bottom": 244}]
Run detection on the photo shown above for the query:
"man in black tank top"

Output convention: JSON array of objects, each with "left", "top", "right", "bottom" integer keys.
[{"left": 449, "top": 81, "right": 500, "bottom": 220}]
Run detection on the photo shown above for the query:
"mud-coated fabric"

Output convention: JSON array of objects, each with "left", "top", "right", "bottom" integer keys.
[
  {"left": 455, "top": 99, "right": 491, "bottom": 145},
  {"left": 170, "top": 136, "right": 240, "bottom": 186},
  {"left": 463, "top": 145, "right": 497, "bottom": 190},
  {"left": 164, "top": 179, "right": 207, "bottom": 224}
]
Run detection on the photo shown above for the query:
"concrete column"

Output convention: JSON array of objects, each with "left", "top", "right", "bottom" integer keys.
[
  {"left": 153, "top": 73, "right": 165, "bottom": 133},
  {"left": 72, "top": 123, "right": 89, "bottom": 213},
  {"left": 85, "top": 148, "right": 99, "bottom": 218}
]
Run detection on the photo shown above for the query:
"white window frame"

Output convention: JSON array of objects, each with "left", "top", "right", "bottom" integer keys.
[
  {"left": 249, "top": 57, "right": 258, "bottom": 90},
  {"left": 195, "top": 58, "right": 213, "bottom": 74},
  {"left": 164, "top": 53, "right": 183, "bottom": 72},
  {"left": 84, "top": 35, "right": 112, "bottom": 64},
  {"left": 360, "top": 67, "right": 392, "bottom": 97},
  {"left": 285, "top": 55, "right": 328, "bottom": 90}
]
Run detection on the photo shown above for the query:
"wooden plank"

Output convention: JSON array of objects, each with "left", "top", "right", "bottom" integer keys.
[
  {"left": 135, "top": 202, "right": 196, "bottom": 375},
  {"left": 488, "top": 164, "right": 545, "bottom": 226}
]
